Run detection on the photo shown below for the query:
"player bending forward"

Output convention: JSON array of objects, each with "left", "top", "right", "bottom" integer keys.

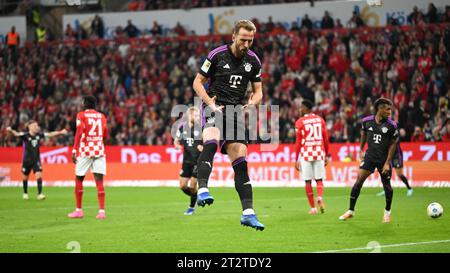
[
  {"left": 294, "top": 100, "right": 330, "bottom": 215},
  {"left": 68, "top": 96, "right": 108, "bottom": 219},
  {"left": 174, "top": 107, "right": 203, "bottom": 215},
  {"left": 340, "top": 98, "right": 398, "bottom": 223},
  {"left": 192, "top": 20, "right": 264, "bottom": 230},
  {"left": 7, "top": 121, "right": 67, "bottom": 200}
]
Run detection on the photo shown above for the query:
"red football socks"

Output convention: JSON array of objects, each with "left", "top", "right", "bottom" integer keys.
[{"left": 305, "top": 183, "right": 315, "bottom": 208}]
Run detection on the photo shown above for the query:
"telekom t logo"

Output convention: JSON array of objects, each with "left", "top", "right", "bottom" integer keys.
[
  {"left": 373, "top": 134, "right": 382, "bottom": 144},
  {"left": 229, "top": 75, "right": 242, "bottom": 88}
]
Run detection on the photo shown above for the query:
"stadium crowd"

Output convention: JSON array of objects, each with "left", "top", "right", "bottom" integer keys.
[
  {"left": 1, "top": 4, "right": 449, "bottom": 147},
  {"left": 126, "top": 0, "right": 318, "bottom": 11}
]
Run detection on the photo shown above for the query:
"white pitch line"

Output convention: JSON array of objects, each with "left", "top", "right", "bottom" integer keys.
[{"left": 315, "top": 239, "right": 450, "bottom": 253}]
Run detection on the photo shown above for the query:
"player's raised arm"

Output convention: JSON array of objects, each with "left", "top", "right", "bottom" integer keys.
[
  {"left": 45, "top": 129, "right": 68, "bottom": 138},
  {"left": 6, "top": 127, "right": 25, "bottom": 137}
]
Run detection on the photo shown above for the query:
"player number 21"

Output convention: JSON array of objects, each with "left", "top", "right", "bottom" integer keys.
[
  {"left": 88, "top": 118, "right": 102, "bottom": 136},
  {"left": 305, "top": 123, "right": 322, "bottom": 141}
]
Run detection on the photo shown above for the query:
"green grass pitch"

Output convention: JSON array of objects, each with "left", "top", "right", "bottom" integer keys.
[{"left": 0, "top": 187, "right": 449, "bottom": 253}]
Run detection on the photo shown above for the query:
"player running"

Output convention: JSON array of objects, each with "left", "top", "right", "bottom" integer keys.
[
  {"left": 174, "top": 107, "right": 203, "bottom": 215},
  {"left": 339, "top": 98, "right": 399, "bottom": 223},
  {"left": 7, "top": 121, "right": 67, "bottom": 200},
  {"left": 192, "top": 20, "right": 264, "bottom": 230},
  {"left": 294, "top": 100, "right": 330, "bottom": 215},
  {"left": 68, "top": 96, "right": 108, "bottom": 219},
  {"left": 376, "top": 139, "right": 413, "bottom": 197}
]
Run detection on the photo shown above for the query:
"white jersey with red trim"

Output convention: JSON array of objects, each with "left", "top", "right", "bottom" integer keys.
[
  {"left": 73, "top": 109, "right": 107, "bottom": 158},
  {"left": 295, "top": 113, "right": 330, "bottom": 162}
]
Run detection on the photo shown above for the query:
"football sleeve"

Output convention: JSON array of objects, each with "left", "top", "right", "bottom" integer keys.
[
  {"left": 251, "top": 58, "right": 262, "bottom": 83},
  {"left": 322, "top": 118, "right": 330, "bottom": 156},
  {"left": 294, "top": 120, "right": 302, "bottom": 162},
  {"left": 72, "top": 113, "right": 84, "bottom": 154},
  {"left": 198, "top": 55, "right": 216, "bottom": 78}
]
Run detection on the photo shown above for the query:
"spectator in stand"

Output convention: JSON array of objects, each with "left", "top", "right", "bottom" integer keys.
[
  {"left": 443, "top": 6, "right": 450, "bottom": 22},
  {"left": 91, "top": 14, "right": 105, "bottom": 39},
  {"left": 426, "top": 3, "right": 438, "bottom": 23},
  {"left": 321, "top": 11, "right": 334, "bottom": 29},
  {"left": 411, "top": 126, "right": 426, "bottom": 142},
  {"left": 124, "top": 19, "right": 140, "bottom": 38},
  {"left": 265, "top": 16, "right": 275, "bottom": 32},
  {"left": 0, "top": 13, "right": 449, "bottom": 147},
  {"left": 348, "top": 11, "right": 365, "bottom": 28},
  {"left": 173, "top": 22, "right": 187, "bottom": 36},
  {"left": 150, "top": 21, "right": 162, "bottom": 36},
  {"left": 64, "top": 24, "right": 77, "bottom": 41},
  {"left": 408, "top": 6, "right": 424, "bottom": 25},
  {"left": 301, "top": 14, "right": 313, "bottom": 30}
]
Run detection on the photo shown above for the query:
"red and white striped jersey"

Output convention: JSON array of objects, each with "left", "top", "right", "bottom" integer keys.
[
  {"left": 72, "top": 109, "right": 108, "bottom": 158},
  {"left": 294, "top": 113, "right": 329, "bottom": 162}
]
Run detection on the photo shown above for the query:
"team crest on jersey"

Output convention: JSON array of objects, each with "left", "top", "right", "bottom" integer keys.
[
  {"left": 244, "top": 63, "right": 252, "bottom": 72},
  {"left": 194, "top": 130, "right": 200, "bottom": 137},
  {"left": 382, "top": 127, "right": 388, "bottom": 134}
]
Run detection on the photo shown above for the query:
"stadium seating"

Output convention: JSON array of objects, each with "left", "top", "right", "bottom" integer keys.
[{"left": 1, "top": 7, "right": 449, "bottom": 147}]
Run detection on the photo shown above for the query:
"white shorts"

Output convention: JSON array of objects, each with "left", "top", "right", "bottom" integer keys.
[
  {"left": 75, "top": 156, "right": 107, "bottom": 176},
  {"left": 300, "top": 159, "right": 325, "bottom": 181}
]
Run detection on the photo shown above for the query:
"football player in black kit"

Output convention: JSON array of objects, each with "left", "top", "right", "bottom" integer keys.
[
  {"left": 192, "top": 20, "right": 264, "bottom": 230},
  {"left": 7, "top": 120, "right": 67, "bottom": 200},
  {"left": 339, "top": 98, "right": 399, "bottom": 223},
  {"left": 174, "top": 107, "right": 203, "bottom": 215}
]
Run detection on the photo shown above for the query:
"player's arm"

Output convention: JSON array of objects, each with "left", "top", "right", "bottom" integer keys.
[
  {"left": 294, "top": 121, "right": 302, "bottom": 171},
  {"left": 193, "top": 73, "right": 222, "bottom": 112},
  {"left": 322, "top": 118, "right": 330, "bottom": 166},
  {"left": 102, "top": 114, "right": 108, "bottom": 140},
  {"left": 244, "top": 82, "right": 263, "bottom": 108},
  {"left": 245, "top": 60, "right": 263, "bottom": 108},
  {"left": 174, "top": 126, "right": 182, "bottom": 150},
  {"left": 72, "top": 114, "right": 84, "bottom": 164},
  {"left": 174, "top": 137, "right": 182, "bottom": 150},
  {"left": 45, "top": 129, "right": 68, "bottom": 138},
  {"left": 383, "top": 132, "right": 399, "bottom": 175},
  {"left": 6, "top": 127, "right": 25, "bottom": 137},
  {"left": 359, "top": 125, "right": 367, "bottom": 161}
]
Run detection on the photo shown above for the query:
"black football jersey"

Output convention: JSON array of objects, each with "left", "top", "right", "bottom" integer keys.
[
  {"left": 199, "top": 44, "right": 262, "bottom": 106},
  {"left": 362, "top": 115, "right": 398, "bottom": 163},
  {"left": 176, "top": 123, "right": 203, "bottom": 164},
  {"left": 20, "top": 132, "right": 45, "bottom": 164}
]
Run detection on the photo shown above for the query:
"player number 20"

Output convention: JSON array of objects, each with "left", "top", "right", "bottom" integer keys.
[
  {"left": 88, "top": 118, "right": 102, "bottom": 136},
  {"left": 305, "top": 123, "right": 322, "bottom": 141}
]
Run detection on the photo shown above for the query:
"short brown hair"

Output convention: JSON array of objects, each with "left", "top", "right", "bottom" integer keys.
[
  {"left": 25, "top": 120, "right": 37, "bottom": 129},
  {"left": 233, "top": 20, "right": 256, "bottom": 34}
]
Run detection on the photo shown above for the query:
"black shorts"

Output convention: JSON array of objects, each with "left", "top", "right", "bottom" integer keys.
[
  {"left": 391, "top": 152, "right": 403, "bottom": 169},
  {"left": 22, "top": 160, "right": 42, "bottom": 175},
  {"left": 200, "top": 106, "right": 248, "bottom": 154},
  {"left": 360, "top": 156, "right": 392, "bottom": 180},
  {"left": 180, "top": 162, "right": 198, "bottom": 178}
]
